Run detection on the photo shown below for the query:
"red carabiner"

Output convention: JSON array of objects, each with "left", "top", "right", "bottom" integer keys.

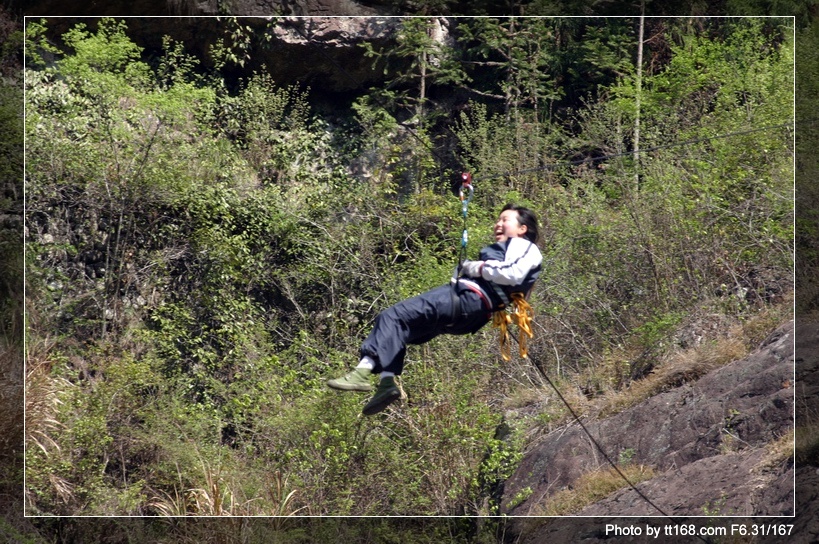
[{"left": 460, "top": 172, "right": 473, "bottom": 202}]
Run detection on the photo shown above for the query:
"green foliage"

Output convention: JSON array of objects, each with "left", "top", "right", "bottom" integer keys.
[
  {"left": 59, "top": 19, "right": 144, "bottom": 76},
  {"left": 361, "top": 17, "right": 467, "bottom": 119},
  {"left": 156, "top": 35, "right": 203, "bottom": 90},
  {"left": 454, "top": 101, "right": 566, "bottom": 204},
  {"left": 580, "top": 19, "right": 638, "bottom": 81},
  {"left": 634, "top": 312, "right": 684, "bottom": 349},
  {"left": 618, "top": 447, "right": 636, "bottom": 466},
  {"left": 527, "top": 18, "right": 794, "bottom": 377},
  {"left": 0, "top": 79, "right": 22, "bottom": 319},
  {"left": 23, "top": 17, "right": 793, "bottom": 520},
  {"left": 23, "top": 19, "right": 61, "bottom": 69}
]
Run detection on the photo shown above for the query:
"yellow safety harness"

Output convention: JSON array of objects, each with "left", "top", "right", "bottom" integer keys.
[{"left": 492, "top": 292, "right": 534, "bottom": 361}]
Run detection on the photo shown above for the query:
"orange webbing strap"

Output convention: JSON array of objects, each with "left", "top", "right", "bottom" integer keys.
[{"left": 492, "top": 292, "right": 534, "bottom": 361}]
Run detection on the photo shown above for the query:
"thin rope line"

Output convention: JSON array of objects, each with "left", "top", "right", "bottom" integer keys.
[{"left": 515, "top": 338, "right": 712, "bottom": 543}]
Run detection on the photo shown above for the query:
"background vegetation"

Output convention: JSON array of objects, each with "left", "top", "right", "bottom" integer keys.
[{"left": 19, "top": 12, "right": 793, "bottom": 533}]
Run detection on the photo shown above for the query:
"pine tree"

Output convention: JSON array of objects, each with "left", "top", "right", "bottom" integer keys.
[{"left": 362, "top": 17, "right": 466, "bottom": 123}]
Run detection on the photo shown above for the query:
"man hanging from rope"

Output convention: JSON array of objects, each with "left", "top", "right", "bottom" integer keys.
[{"left": 327, "top": 203, "right": 543, "bottom": 415}]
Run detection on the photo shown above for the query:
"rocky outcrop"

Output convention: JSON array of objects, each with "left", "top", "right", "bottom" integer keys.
[
  {"left": 503, "top": 321, "right": 795, "bottom": 518},
  {"left": 796, "top": 319, "right": 819, "bottom": 425},
  {"left": 26, "top": 0, "right": 393, "bottom": 17},
  {"left": 129, "top": 16, "right": 406, "bottom": 92},
  {"left": 576, "top": 448, "right": 793, "bottom": 517},
  {"left": 30, "top": 16, "right": 456, "bottom": 94},
  {"left": 507, "top": 319, "right": 817, "bottom": 544},
  {"left": 793, "top": 319, "right": 819, "bottom": 543},
  {"left": 250, "top": 17, "right": 405, "bottom": 92},
  {"left": 249, "top": 0, "right": 392, "bottom": 16}
]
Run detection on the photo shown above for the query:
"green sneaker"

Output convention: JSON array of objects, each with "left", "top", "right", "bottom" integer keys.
[
  {"left": 362, "top": 376, "right": 401, "bottom": 415},
  {"left": 327, "top": 368, "right": 373, "bottom": 392}
]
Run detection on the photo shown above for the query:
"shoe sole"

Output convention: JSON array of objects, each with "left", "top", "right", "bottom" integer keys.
[
  {"left": 327, "top": 380, "right": 372, "bottom": 392},
  {"left": 362, "top": 388, "right": 401, "bottom": 415}
]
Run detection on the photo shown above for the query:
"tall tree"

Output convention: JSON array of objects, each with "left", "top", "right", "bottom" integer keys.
[
  {"left": 362, "top": 17, "right": 466, "bottom": 123},
  {"left": 457, "top": 17, "right": 565, "bottom": 120},
  {"left": 358, "top": 17, "right": 467, "bottom": 193},
  {"left": 634, "top": 9, "right": 645, "bottom": 194}
]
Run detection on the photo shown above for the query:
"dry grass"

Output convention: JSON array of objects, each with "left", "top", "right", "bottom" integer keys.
[
  {"left": 754, "top": 429, "right": 795, "bottom": 472},
  {"left": 512, "top": 300, "right": 793, "bottom": 525},
  {"left": 148, "top": 464, "right": 247, "bottom": 516},
  {"left": 596, "top": 300, "right": 792, "bottom": 419},
  {"left": 24, "top": 337, "right": 71, "bottom": 458},
  {"left": 598, "top": 335, "right": 747, "bottom": 419},
  {"left": 506, "top": 377, "right": 596, "bottom": 447},
  {"left": 529, "top": 464, "right": 656, "bottom": 516},
  {"left": 148, "top": 485, "right": 191, "bottom": 517},
  {"left": 148, "top": 463, "right": 306, "bottom": 519},
  {"left": 502, "top": 383, "right": 547, "bottom": 410},
  {"left": 23, "top": 337, "right": 77, "bottom": 510},
  {"left": 795, "top": 422, "right": 819, "bottom": 466},
  {"left": 506, "top": 297, "right": 792, "bottom": 438},
  {"left": 268, "top": 470, "right": 307, "bottom": 520},
  {"left": 509, "top": 326, "right": 749, "bottom": 435}
]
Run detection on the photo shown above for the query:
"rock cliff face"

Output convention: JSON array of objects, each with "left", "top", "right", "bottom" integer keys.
[
  {"left": 132, "top": 16, "right": 406, "bottom": 93},
  {"left": 792, "top": 319, "right": 819, "bottom": 543},
  {"left": 503, "top": 321, "right": 795, "bottom": 523},
  {"left": 29, "top": 16, "right": 455, "bottom": 94},
  {"left": 26, "top": 0, "right": 393, "bottom": 17}
]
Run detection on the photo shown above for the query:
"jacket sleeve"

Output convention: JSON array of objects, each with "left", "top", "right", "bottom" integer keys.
[{"left": 480, "top": 238, "right": 543, "bottom": 286}]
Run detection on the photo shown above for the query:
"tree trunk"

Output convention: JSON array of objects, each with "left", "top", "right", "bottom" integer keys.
[{"left": 634, "top": 10, "right": 645, "bottom": 195}]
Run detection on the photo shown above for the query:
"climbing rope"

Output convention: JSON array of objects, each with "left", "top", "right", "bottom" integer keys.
[
  {"left": 492, "top": 292, "right": 534, "bottom": 361},
  {"left": 508, "top": 333, "right": 713, "bottom": 543},
  {"left": 446, "top": 172, "right": 474, "bottom": 328}
]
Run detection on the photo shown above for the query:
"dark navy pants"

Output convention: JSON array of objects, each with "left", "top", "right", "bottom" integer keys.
[{"left": 360, "top": 283, "right": 491, "bottom": 375}]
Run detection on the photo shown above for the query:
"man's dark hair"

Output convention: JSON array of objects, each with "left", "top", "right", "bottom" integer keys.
[{"left": 502, "top": 204, "right": 540, "bottom": 244}]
